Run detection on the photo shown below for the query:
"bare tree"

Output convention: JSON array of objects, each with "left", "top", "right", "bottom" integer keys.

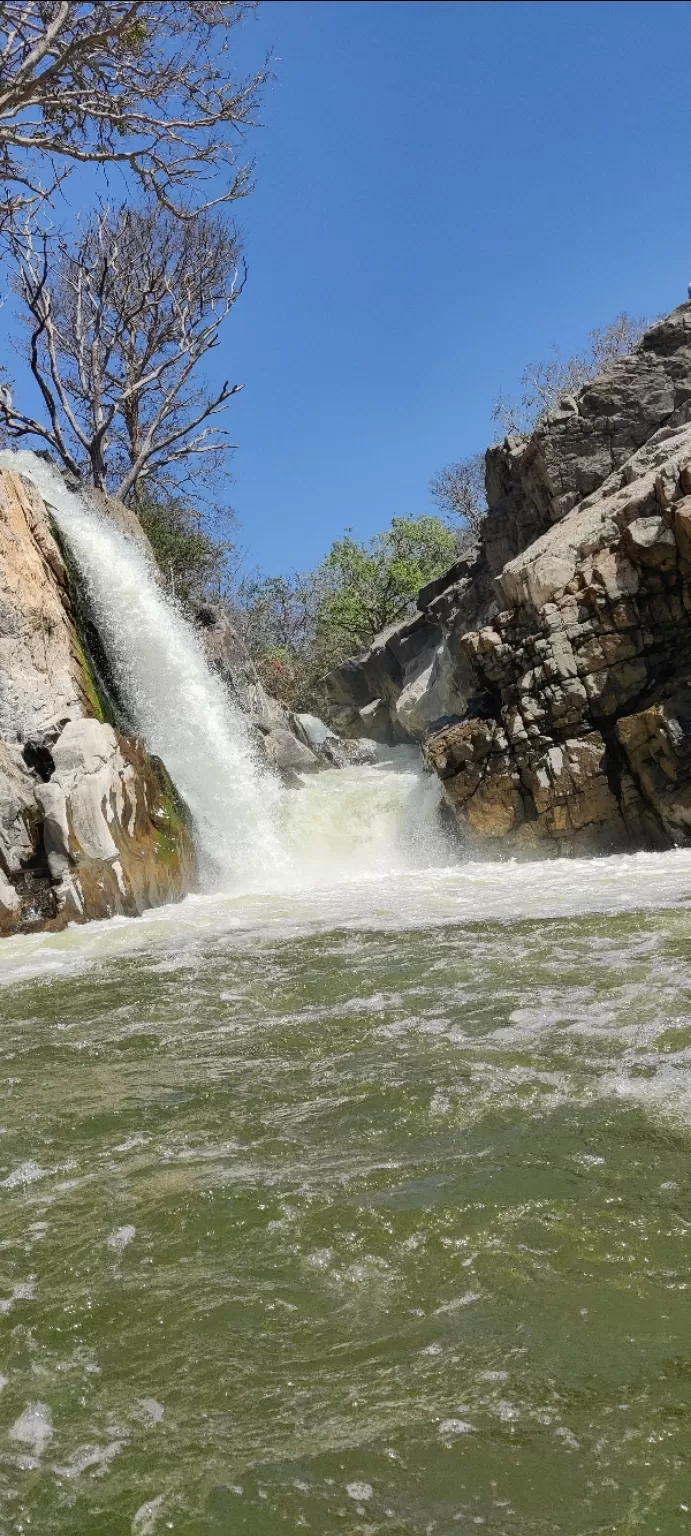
[
  {"left": 430, "top": 451, "right": 486, "bottom": 536},
  {"left": 0, "top": 2, "right": 268, "bottom": 225},
  {"left": 492, "top": 312, "right": 649, "bottom": 437},
  {"left": 0, "top": 202, "right": 245, "bottom": 501}
]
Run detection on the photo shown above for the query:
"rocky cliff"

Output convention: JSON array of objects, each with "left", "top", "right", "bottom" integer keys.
[
  {"left": 327, "top": 303, "right": 691, "bottom": 856},
  {"left": 0, "top": 468, "right": 196, "bottom": 934}
]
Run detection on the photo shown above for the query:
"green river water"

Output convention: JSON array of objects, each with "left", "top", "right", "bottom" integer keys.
[{"left": 3, "top": 853, "right": 691, "bottom": 1535}]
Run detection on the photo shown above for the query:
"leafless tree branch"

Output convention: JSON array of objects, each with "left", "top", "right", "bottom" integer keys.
[
  {"left": 0, "top": 1, "right": 269, "bottom": 224},
  {"left": 430, "top": 452, "right": 486, "bottom": 537},
  {"left": 0, "top": 201, "right": 245, "bottom": 499}
]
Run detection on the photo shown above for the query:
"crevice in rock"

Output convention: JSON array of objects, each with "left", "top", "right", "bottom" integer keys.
[
  {"left": 22, "top": 741, "right": 55, "bottom": 782},
  {"left": 47, "top": 514, "right": 133, "bottom": 732},
  {"left": 598, "top": 721, "right": 671, "bottom": 851}
]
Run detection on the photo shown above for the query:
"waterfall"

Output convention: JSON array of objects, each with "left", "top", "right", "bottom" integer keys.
[
  {"left": 1, "top": 452, "right": 286, "bottom": 887},
  {"left": 0, "top": 452, "right": 453, "bottom": 891}
]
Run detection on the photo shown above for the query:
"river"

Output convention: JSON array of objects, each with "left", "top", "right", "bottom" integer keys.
[
  {"left": 2, "top": 456, "right": 691, "bottom": 1532},
  {"left": 3, "top": 848, "right": 691, "bottom": 1533}
]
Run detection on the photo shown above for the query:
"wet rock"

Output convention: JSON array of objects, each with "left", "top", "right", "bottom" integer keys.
[
  {"left": 260, "top": 723, "right": 321, "bottom": 780},
  {"left": 0, "top": 469, "right": 196, "bottom": 934}
]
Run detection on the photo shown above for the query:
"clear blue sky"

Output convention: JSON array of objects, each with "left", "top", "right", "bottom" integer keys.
[{"left": 220, "top": 0, "right": 691, "bottom": 576}]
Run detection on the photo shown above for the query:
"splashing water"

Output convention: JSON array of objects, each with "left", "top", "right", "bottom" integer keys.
[{"left": 0, "top": 452, "right": 452, "bottom": 890}]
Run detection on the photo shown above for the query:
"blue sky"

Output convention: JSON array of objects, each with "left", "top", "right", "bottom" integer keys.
[{"left": 220, "top": 0, "right": 691, "bottom": 575}]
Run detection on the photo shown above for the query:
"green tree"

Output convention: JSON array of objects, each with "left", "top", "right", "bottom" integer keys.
[
  {"left": 315, "top": 515, "right": 456, "bottom": 655},
  {"left": 235, "top": 515, "right": 457, "bottom": 711}
]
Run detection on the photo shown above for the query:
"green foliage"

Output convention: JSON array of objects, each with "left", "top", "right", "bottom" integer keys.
[
  {"left": 315, "top": 516, "right": 456, "bottom": 654},
  {"left": 236, "top": 514, "right": 456, "bottom": 711},
  {"left": 135, "top": 491, "right": 234, "bottom": 606}
]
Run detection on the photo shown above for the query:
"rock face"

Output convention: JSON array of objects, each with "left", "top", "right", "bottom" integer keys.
[
  {"left": 322, "top": 546, "right": 495, "bottom": 746},
  {"left": 194, "top": 602, "right": 347, "bottom": 781},
  {"left": 0, "top": 468, "right": 195, "bottom": 934},
  {"left": 425, "top": 304, "right": 691, "bottom": 854},
  {"left": 328, "top": 303, "right": 691, "bottom": 857},
  {"left": 482, "top": 307, "right": 691, "bottom": 574}
]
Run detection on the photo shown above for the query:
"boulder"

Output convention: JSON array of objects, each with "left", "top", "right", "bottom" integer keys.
[
  {"left": 261, "top": 724, "right": 321, "bottom": 781},
  {"left": 294, "top": 712, "right": 337, "bottom": 750},
  {"left": 293, "top": 711, "right": 378, "bottom": 767}
]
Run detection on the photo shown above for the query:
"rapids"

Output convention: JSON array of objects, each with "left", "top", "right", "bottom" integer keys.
[{"left": 2, "top": 455, "right": 691, "bottom": 1532}]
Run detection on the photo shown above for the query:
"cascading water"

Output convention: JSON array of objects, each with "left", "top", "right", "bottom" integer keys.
[
  {"left": 0, "top": 451, "right": 453, "bottom": 890},
  {"left": 0, "top": 451, "right": 287, "bottom": 887}
]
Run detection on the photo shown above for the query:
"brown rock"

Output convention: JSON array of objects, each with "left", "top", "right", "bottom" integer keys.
[
  {"left": 623, "top": 516, "right": 677, "bottom": 570},
  {"left": 674, "top": 498, "right": 691, "bottom": 561}
]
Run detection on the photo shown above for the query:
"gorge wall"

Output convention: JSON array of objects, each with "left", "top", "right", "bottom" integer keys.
[{"left": 326, "top": 303, "right": 691, "bottom": 855}]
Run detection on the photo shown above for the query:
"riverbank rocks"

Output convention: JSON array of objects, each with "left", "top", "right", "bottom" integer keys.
[
  {"left": 0, "top": 467, "right": 196, "bottom": 934},
  {"left": 423, "top": 304, "right": 691, "bottom": 854},
  {"left": 328, "top": 302, "right": 691, "bottom": 856}
]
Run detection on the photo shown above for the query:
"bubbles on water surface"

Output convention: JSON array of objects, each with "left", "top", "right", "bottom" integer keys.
[
  {"left": 10, "top": 1403, "right": 53, "bottom": 1458},
  {"left": 106, "top": 1224, "right": 136, "bottom": 1252}
]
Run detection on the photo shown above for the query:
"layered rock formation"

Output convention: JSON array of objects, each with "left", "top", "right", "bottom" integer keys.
[
  {"left": 0, "top": 468, "right": 195, "bottom": 934},
  {"left": 196, "top": 603, "right": 378, "bottom": 781},
  {"left": 329, "top": 303, "right": 691, "bottom": 856},
  {"left": 323, "top": 546, "right": 494, "bottom": 748},
  {"left": 194, "top": 602, "right": 323, "bottom": 780}
]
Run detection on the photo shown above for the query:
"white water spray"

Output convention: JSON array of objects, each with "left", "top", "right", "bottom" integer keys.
[{"left": 1, "top": 452, "right": 453, "bottom": 891}]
